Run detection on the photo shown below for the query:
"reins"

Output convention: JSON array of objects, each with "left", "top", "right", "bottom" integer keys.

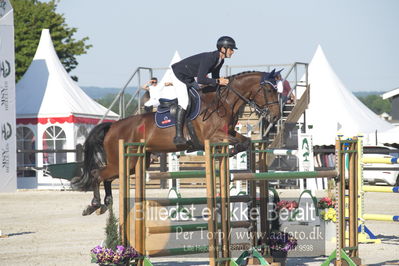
[
  {"left": 200, "top": 72, "right": 279, "bottom": 121},
  {"left": 200, "top": 86, "right": 226, "bottom": 121},
  {"left": 227, "top": 79, "right": 279, "bottom": 117}
]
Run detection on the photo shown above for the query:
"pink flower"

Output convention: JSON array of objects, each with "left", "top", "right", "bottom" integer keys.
[
  {"left": 317, "top": 197, "right": 337, "bottom": 209},
  {"left": 90, "top": 245, "right": 138, "bottom": 265},
  {"left": 276, "top": 200, "right": 299, "bottom": 211}
]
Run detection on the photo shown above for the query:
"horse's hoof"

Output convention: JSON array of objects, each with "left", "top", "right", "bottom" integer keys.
[
  {"left": 96, "top": 205, "right": 108, "bottom": 215},
  {"left": 82, "top": 204, "right": 100, "bottom": 216}
]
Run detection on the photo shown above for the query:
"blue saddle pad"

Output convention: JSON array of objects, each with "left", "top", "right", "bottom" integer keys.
[{"left": 155, "top": 88, "right": 201, "bottom": 128}]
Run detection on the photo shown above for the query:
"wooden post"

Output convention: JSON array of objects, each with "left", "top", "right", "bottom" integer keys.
[
  {"left": 205, "top": 140, "right": 217, "bottom": 266},
  {"left": 135, "top": 140, "right": 145, "bottom": 256},
  {"left": 348, "top": 140, "right": 359, "bottom": 258},
  {"left": 248, "top": 142, "right": 258, "bottom": 248},
  {"left": 335, "top": 139, "right": 343, "bottom": 265},
  {"left": 259, "top": 141, "right": 269, "bottom": 245},
  {"left": 159, "top": 152, "right": 168, "bottom": 189},
  {"left": 126, "top": 145, "right": 133, "bottom": 248},
  {"left": 220, "top": 139, "right": 231, "bottom": 261},
  {"left": 118, "top": 139, "right": 129, "bottom": 247}
]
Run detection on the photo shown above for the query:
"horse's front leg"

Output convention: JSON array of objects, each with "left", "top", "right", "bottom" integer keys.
[
  {"left": 228, "top": 131, "right": 250, "bottom": 156},
  {"left": 209, "top": 130, "right": 250, "bottom": 157},
  {"left": 104, "top": 180, "right": 113, "bottom": 206},
  {"left": 95, "top": 180, "right": 113, "bottom": 215},
  {"left": 82, "top": 169, "right": 102, "bottom": 216}
]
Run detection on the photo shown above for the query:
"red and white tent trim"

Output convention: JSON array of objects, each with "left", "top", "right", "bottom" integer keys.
[{"left": 17, "top": 115, "right": 115, "bottom": 125}]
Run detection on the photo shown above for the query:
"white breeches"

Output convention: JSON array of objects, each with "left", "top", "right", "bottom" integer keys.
[
  {"left": 154, "top": 76, "right": 189, "bottom": 110},
  {"left": 144, "top": 98, "right": 160, "bottom": 108},
  {"left": 175, "top": 85, "right": 189, "bottom": 110},
  {"left": 167, "top": 76, "right": 189, "bottom": 110}
]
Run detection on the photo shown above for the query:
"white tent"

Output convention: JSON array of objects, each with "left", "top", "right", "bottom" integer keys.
[
  {"left": 368, "top": 126, "right": 399, "bottom": 146},
  {"left": 300, "top": 45, "right": 394, "bottom": 145},
  {"left": 16, "top": 29, "right": 118, "bottom": 189}
]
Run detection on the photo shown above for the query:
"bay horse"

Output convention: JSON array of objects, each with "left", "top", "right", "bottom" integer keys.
[{"left": 72, "top": 70, "right": 281, "bottom": 215}]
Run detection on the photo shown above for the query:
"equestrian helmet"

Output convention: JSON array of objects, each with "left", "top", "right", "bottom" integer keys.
[{"left": 217, "top": 36, "right": 238, "bottom": 50}]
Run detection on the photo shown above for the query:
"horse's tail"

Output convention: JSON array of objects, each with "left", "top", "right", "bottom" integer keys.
[{"left": 71, "top": 122, "right": 112, "bottom": 191}]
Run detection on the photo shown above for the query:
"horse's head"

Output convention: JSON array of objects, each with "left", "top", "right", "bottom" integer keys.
[
  {"left": 258, "top": 69, "right": 282, "bottom": 123},
  {"left": 227, "top": 71, "right": 281, "bottom": 124}
]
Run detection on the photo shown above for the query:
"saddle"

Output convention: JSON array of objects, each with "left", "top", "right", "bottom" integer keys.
[{"left": 155, "top": 87, "right": 201, "bottom": 128}]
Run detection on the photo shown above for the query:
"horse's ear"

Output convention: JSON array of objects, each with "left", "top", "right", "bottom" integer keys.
[
  {"left": 270, "top": 69, "right": 276, "bottom": 77},
  {"left": 276, "top": 68, "right": 284, "bottom": 77}
]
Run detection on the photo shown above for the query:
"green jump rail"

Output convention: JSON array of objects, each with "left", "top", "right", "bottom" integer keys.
[
  {"left": 147, "top": 221, "right": 251, "bottom": 234},
  {"left": 252, "top": 149, "right": 298, "bottom": 155},
  {"left": 147, "top": 195, "right": 251, "bottom": 207},
  {"left": 231, "top": 170, "right": 338, "bottom": 181},
  {"left": 147, "top": 170, "right": 207, "bottom": 180},
  {"left": 147, "top": 245, "right": 210, "bottom": 257},
  {"left": 147, "top": 169, "right": 251, "bottom": 180},
  {"left": 147, "top": 243, "right": 248, "bottom": 258}
]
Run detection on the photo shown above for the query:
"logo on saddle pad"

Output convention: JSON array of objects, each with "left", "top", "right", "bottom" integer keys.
[
  {"left": 155, "top": 88, "right": 201, "bottom": 128},
  {"left": 160, "top": 117, "right": 172, "bottom": 125}
]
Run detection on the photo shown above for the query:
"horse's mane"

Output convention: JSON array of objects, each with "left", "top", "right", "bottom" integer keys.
[
  {"left": 227, "top": 70, "right": 260, "bottom": 80},
  {"left": 200, "top": 71, "right": 262, "bottom": 122}
]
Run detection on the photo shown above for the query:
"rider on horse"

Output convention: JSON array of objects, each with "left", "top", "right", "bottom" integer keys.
[{"left": 171, "top": 36, "right": 238, "bottom": 145}]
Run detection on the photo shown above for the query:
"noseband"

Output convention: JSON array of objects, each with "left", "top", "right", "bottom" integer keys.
[{"left": 227, "top": 80, "right": 279, "bottom": 117}]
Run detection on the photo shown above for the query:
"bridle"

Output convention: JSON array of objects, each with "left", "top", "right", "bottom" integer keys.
[{"left": 227, "top": 80, "right": 279, "bottom": 117}]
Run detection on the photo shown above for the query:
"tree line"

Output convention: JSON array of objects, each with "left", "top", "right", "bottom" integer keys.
[{"left": 357, "top": 95, "right": 391, "bottom": 115}]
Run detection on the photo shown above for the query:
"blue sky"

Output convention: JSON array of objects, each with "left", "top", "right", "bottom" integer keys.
[{"left": 46, "top": 0, "right": 398, "bottom": 92}]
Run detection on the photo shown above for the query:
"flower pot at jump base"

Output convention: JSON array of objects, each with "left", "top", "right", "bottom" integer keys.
[
  {"left": 321, "top": 220, "right": 336, "bottom": 242},
  {"left": 270, "top": 249, "right": 287, "bottom": 266},
  {"left": 320, "top": 220, "right": 336, "bottom": 256}
]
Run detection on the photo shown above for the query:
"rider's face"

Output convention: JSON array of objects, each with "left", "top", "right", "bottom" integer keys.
[
  {"left": 220, "top": 47, "right": 235, "bottom": 58},
  {"left": 225, "top": 48, "right": 234, "bottom": 58}
]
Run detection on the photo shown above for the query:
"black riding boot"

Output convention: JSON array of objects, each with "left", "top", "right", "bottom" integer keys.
[{"left": 173, "top": 106, "right": 186, "bottom": 145}]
